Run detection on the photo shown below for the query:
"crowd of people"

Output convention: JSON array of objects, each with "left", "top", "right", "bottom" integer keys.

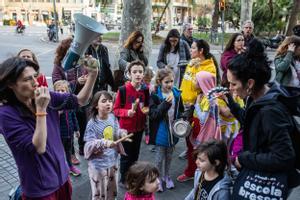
[{"left": 0, "top": 20, "right": 299, "bottom": 200}]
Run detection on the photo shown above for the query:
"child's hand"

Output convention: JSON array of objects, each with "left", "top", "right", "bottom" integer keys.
[
  {"left": 234, "top": 157, "right": 242, "bottom": 170},
  {"left": 105, "top": 140, "right": 117, "bottom": 148},
  {"left": 75, "top": 131, "right": 80, "bottom": 138},
  {"left": 288, "top": 43, "right": 296, "bottom": 52},
  {"left": 165, "top": 93, "right": 173, "bottom": 103},
  {"left": 141, "top": 107, "right": 149, "bottom": 114},
  {"left": 119, "top": 129, "right": 128, "bottom": 138},
  {"left": 127, "top": 109, "right": 136, "bottom": 117}
]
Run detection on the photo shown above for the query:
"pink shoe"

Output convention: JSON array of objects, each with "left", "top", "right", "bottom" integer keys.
[
  {"left": 69, "top": 166, "right": 81, "bottom": 176},
  {"left": 176, "top": 174, "right": 193, "bottom": 182},
  {"left": 145, "top": 135, "right": 150, "bottom": 144}
]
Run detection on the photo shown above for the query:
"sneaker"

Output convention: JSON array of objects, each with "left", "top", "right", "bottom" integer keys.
[
  {"left": 165, "top": 176, "right": 175, "bottom": 189},
  {"left": 178, "top": 150, "right": 187, "bottom": 159},
  {"left": 176, "top": 174, "right": 193, "bottom": 182},
  {"left": 71, "top": 155, "right": 80, "bottom": 165},
  {"left": 69, "top": 166, "right": 81, "bottom": 176},
  {"left": 157, "top": 179, "right": 164, "bottom": 192},
  {"left": 150, "top": 146, "right": 156, "bottom": 152},
  {"left": 145, "top": 135, "right": 150, "bottom": 144}
]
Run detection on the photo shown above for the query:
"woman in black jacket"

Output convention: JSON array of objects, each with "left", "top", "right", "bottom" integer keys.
[{"left": 224, "top": 39, "right": 299, "bottom": 198}]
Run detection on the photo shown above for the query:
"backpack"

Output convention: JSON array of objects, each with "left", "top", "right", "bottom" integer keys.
[
  {"left": 118, "top": 85, "right": 149, "bottom": 108},
  {"left": 278, "top": 86, "right": 300, "bottom": 170}
]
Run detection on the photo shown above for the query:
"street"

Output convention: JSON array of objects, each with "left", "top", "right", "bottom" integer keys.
[{"left": 0, "top": 26, "right": 299, "bottom": 200}]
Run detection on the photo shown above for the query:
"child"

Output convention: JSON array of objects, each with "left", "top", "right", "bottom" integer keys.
[
  {"left": 125, "top": 161, "right": 160, "bottom": 200},
  {"left": 53, "top": 80, "right": 81, "bottom": 176},
  {"left": 185, "top": 140, "right": 232, "bottom": 200},
  {"left": 114, "top": 60, "right": 150, "bottom": 184},
  {"left": 149, "top": 68, "right": 184, "bottom": 191},
  {"left": 143, "top": 67, "right": 155, "bottom": 145},
  {"left": 84, "top": 91, "right": 127, "bottom": 200}
]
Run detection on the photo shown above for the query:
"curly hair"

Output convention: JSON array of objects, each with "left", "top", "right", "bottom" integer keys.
[
  {"left": 123, "top": 31, "right": 144, "bottom": 50},
  {"left": 54, "top": 37, "right": 73, "bottom": 66}
]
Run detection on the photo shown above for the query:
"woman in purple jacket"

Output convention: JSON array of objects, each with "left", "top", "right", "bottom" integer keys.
[
  {"left": 0, "top": 56, "right": 98, "bottom": 199},
  {"left": 220, "top": 33, "right": 245, "bottom": 86}
]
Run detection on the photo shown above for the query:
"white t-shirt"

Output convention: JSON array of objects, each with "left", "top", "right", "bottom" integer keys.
[{"left": 166, "top": 52, "right": 180, "bottom": 87}]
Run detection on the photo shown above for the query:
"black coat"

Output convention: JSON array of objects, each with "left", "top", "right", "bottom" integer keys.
[
  {"left": 86, "top": 44, "right": 114, "bottom": 92},
  {"left": 148, "top": 87, "right": 184, "bottom": 146},
  {"left": 227, "top": 83, "right": 299, "bottom": 187}
]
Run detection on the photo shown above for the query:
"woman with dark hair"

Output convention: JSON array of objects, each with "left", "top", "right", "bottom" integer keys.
[
  {"left": 180, "top": 39, "right": 218, "bottom": 106},
  {"left": 157, "top": 29, "right": 190, "bottom": 87},
  {"left": 0, "top": 57, "right": 98, "bottom": 199},
  {"left": 274, "top": 35, "right": 300, "bottom": 87},
  {"left": 117, "top": 31, "right": 148, "bottom": 88},
  {"left": 177, "top": 39, "right": 219, "bottom": 182},
  {"left": 224, "top": 39, "right": 299, "bottom": 199},
  {"left": 220, "top": 33, "right": 245, "bottom": 86}
]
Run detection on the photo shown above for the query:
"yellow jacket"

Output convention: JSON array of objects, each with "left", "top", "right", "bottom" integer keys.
[{"left": 180, "top": 58, "right": 216, "bottom": 105}]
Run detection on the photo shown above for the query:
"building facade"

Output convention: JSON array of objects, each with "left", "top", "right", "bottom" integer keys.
[{"left": 0, "top": 0, "right": 99, "bottom": 25}]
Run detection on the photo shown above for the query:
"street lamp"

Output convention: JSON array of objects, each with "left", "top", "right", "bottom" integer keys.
[{"left": 52, "top": 0, "right": 59, "bottom": 42}]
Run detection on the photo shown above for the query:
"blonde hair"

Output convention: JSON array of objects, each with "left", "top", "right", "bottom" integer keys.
[
  {"left": 53, "top": 80, "right": 70, "bottom": 92},
  {"left": 276, "top": 35, "right": 300, "bottom": 57}
]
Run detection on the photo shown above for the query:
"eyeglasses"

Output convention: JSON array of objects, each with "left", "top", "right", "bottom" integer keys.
[
  {"left": 135, "top": 40, "right": 143, "bottom": 44},
  {"left": 235, "top": 39, "right": 244, "bottom": 42}
]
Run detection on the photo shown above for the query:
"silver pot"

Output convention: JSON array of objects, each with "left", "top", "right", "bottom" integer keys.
[{"left": 172, "top": 119, "right": 192, "bottom": 138}]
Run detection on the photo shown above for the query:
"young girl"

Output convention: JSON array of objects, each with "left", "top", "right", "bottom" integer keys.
[
  {"left": 149, "top": 68, "right": 184, "bottom": 191},
  {"left": 84, "top": 91, "right": 127, "bottom": 200},
  {"left": 114, "top": 60, "right": 150, "bottom": 185},
  {"left": 53, "top": 80, "right": 81, "bottom": 176},
  {"left": 185, "top": 140, "right": 231, "bottom": 200},
  {"left": 125, "top": 161, "right": 160, "bottom": 200}
]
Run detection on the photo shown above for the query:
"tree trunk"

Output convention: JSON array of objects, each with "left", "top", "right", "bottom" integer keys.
[
  {"left": 286, "top": 0, "right": 300, "bottom": 36},
  {"left": 240, "top": 0, "right": 253, "bottom": 28},
  {"left": 154, "top": 0, "right": 171, "bottom": 35},
  {"left": 211, "top": 0, "right": 220, "bottom": 30},
  {"left": 119, "top": 0, "right": 152, "bottom": 59}
]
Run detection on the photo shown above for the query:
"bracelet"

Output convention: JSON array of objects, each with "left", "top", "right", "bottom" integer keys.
[{"left": 35, "top": 112, "right": 47, "bottom": 117}]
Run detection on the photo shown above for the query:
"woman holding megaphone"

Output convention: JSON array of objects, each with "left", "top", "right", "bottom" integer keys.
[{"left": 0, "top": 56, "right": 98, "bottom": 199}]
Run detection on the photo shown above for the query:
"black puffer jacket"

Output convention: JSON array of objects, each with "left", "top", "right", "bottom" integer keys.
[{"left": 227, "top": 83, "right": 299, "bottom": 187}]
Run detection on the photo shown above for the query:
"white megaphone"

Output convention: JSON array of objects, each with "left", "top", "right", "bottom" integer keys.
[{"left": 63, "top": 13, "right": 107, "bottom": 70}]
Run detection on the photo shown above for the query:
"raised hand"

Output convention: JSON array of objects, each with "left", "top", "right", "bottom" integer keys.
[{"left": 34, "top": 86, "right": 50, "bottom": 112}]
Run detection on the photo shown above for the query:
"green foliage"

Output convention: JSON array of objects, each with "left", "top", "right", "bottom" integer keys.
[
  {"left": 223, "top": 0, "right": 292, "bottom": 36},
  {"left": 196, "top": 17, "right": 211, "bottom": 28},
  {"left": 224, "top": 0, "right": 241, "bottom": 29},
  {"left": 193, "top": 32, "right": 231, "bottom": 45},
  {"left": 252, "top": 0, "right": 291, "bottom": 36}
]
